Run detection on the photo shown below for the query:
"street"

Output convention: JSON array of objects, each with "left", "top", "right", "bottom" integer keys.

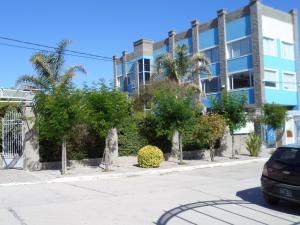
[{"left": 0, "top": 161, "right": 299, "bottom": 225}]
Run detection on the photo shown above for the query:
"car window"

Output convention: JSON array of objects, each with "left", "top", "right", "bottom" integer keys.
[{"left": 272, "top": 147, "right": 300, "bottom": 165}]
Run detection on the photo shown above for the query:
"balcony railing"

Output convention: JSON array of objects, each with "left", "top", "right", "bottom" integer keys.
[{"left": 0, "top": 88, "right": 34, "bottom": 101}]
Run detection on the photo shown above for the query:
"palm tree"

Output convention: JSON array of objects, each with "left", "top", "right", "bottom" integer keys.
[
  {"left": 152, "top": 44, "right": 212, "bottom": 161},
  {"left": 16, "top": 40, "right": 86, "bottom": 92},
  {"left": 16, "top": 40, "right": 86, "bottom": 174},
  {"left": 153, "top": 44, "right": 212, "bottom": 88}
]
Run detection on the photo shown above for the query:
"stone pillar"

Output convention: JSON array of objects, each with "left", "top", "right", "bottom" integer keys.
[
  {"left": 0, "top": 154, "right": 3, "bottom": 169},
  {"left": 107, "top": 128, "right": 118, "bottom": 166},
  {"left": 191, "top": 20, "right": 200, "bottom": 54},
  {"left": 113, "top": 55, "right": 118, "bottom": 89},
  {"left": 290, "top": 9, "right": 300, "bottom": 109},
  {"left": 168, "top": 30, "right": 176, "bottom": 57},
  {"left": 122, "top": 51, "right": 128, "bottom": 92},
  {"left": 217, "top": 9, "right": 228, "bottom": 90},
  {"left": 250, "top": 0, "right": 264, "bottom": 107},
  {"left": 23, "top": 104, "right": 40, "bottom": 171}
]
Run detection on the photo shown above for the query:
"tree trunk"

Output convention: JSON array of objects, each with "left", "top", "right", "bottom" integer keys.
[
  {"left": 107, "top": 128, "right": 119, "bottom": 166},
  {"left": 104, "top": 137, "right": 110, "bottom": 172},
  {"left": 209, "top": 141, "right": 215, "bottom": 162},
  {"left": 275, "top": 129, "right": 278, "bottom": 149},
  {"left": 231, "top": 133, "right": 235, "bottom": 159},
  {"left": 171, "top": 130, "right": 180, "bottom": 159},
  {"left": 179, "top": 132, "right": 183, "bottom": 164},
  {"left": 61, "top": 138, "right": 67, "bottom": 175}
]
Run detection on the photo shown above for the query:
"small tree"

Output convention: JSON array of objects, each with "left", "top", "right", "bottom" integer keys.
[
  {"left": 84, "top": 84, "right": 131, "bottom": 168},
  {"left": 35, "top": 88, "right": 83, "bottom": 174},
  {"left": 212, "top": 91, "right": 247, "bottom": 158},
  {"left": 17, "top": 40, "right": 86, "bottom": 174},
  {"left": 262, "top": 103, "right": 287, "bottom": 148},
  {"left": 193, "top": 114, "right": 225, "bottom": 161},
  {"left": 152, "top": 89, "right": 199, "bottom": 164}
]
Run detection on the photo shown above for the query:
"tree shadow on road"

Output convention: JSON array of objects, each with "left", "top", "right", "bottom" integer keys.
[{"left": 236, "top": 186, "right": 300, "bottom": 216}]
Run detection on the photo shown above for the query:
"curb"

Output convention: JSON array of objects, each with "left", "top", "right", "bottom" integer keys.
[{"left": 0, "top": 157, "right": 268, "bottom": 187}]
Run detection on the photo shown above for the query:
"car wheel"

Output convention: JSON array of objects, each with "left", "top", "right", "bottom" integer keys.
[{"left": 263, "top": 194, "right": 279, "bottom": 205}]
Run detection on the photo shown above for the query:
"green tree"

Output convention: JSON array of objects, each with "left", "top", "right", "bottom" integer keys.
[
  {"left": 16, "top": 40, "right": 86, "bottom": 174},
  {"left": 138, "top": 45, "right": 210, "bottom": 155},
  {"left": 212, "top": 91, "right": 247, "bottom": 158},
  {"left": 193, "top": 114, "right": 225, "bottom": 161},
  {"left": 84, "top": 84, "right": 131, "bottom": 167},
  {"left": 262, "top": 103, "right": 287, "bottom": 148},
  {"left": 152, "top": 89, "right": 200, "bottom": 164}
]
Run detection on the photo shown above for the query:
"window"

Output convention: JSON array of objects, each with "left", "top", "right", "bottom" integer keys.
[
  {"left": 138, "top": 58, "right": 151, "bottom": 85},
  {"left": 281, "top": 42, "right": 295, "bottom": 59},
  {"left": 201, "top": 77, "right": 220, "bottom": 93},
  {"left": 264, "top": 70, "right": 278, "bottom": 88},
  {"left": 227, "top": 37, "right": 252, "bottom": 59},
  {"left": 229, "top": 71, "right": 253, "bottom": 90},
  {"left": 144, "top": 59, "right": 151, "bottom": 82},
  {"left": 202, "top": 47, "right": 219, "bottom": 64},
  {"left": 283, "top": 72, "right": 296, "bottom": 90},
  {"left": 272, "top": 147, "right": 300, "bottom": 165},
  {"left": 116, "top": 77, "right": 121, "bottom": 88},
  {"left": 263, "top": 37, "right": 277, "bottom": 56},
  {"left": 127, "top": 76, "right": 131, "bottom": 85}
]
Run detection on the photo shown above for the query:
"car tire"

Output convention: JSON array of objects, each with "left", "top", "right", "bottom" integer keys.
[{"left": 263, "top": 193, "right": 279, "bottom": 205}]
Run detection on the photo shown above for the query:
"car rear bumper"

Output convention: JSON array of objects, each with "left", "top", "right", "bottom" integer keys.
[{"left": 261, "top": 176, "right": 300, "bottom": 204}]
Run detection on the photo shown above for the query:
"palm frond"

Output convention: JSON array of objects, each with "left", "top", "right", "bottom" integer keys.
[
  {"left": 53, "top": 40, "right": 71, "bottom": 80},
  {"left": 59, "top": 65, "right": 86, "bottom": 88},
  {"left": 191, "top": 52, "right": 212, "bottom": 80},
  {"left": 15, "top": 74, "right": 43, "bottom": 89},
  {"left": 30, "top": 53, "right": 52, "bottom": 79}
]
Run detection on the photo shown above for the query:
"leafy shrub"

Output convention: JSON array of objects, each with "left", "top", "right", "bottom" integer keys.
[
  {"left": 246, "top": 133, "right": 262, "bottom": 157},
  {"left": 138, "top": 115, "right": 171, "bottom": 153},
  {"left": 118, "top": 117, "right": 147, "bottom": 156},
  {"left": 137, "top": 145, "right": 164, "bottom": 168}
]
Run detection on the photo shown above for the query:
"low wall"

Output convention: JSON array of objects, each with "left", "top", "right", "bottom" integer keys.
[
  {"left": 221, "top": 133, "right": 249, "bottom": 156},
  {"left": 40, "top": 150, "right": 212, "bottom": 170},
  {"left": 41, "top": 158, "right": 103, "bottom": 170}
]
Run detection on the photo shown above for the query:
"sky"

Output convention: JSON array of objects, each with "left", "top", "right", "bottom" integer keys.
[{"left": 0, "top": 0, "right": 299, "bottom": 88}]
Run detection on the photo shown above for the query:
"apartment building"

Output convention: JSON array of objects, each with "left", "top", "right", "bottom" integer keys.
[{"left": 113, "top": 0, "right": 300, "bottom": 146}]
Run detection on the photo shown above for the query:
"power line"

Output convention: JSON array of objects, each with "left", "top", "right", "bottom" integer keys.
[
  {"left": 0, "top": 42, "right": 112, "bottom": 62},
  {"left": 0, "top": 35, "right": 112, "bottom": 60}
]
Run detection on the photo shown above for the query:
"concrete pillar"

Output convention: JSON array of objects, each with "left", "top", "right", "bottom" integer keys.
[
  {"left": 250, "top": 0, "right": 265, "bottom": 107},
  {"left": 23, "top": 104, "right": 40, "bottom": 171},
  {"left": 290, "top": 9, "right": 300, "bottom": 109},
  {"left": 168, "top": 30, "right": 176, "bottom": 57},
  {"left": 217, "top": 9, "right": 228, "bottom": 90},
  {"left": 122, "top": 51, "right": 128, "bottom": 92},
  {"left": 133, "top": 39, "right": 154, "bottom": 58},
  {"left": 191, "top": 20, "right": 200, "bottom": 54},
  {"left": 113, "top": 55, "right": 118, "bottom": 90}
]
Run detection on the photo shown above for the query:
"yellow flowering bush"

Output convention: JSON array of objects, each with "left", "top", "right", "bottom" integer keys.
[{"left": 137, "top": 145, "right": 164, "bottom": 168}]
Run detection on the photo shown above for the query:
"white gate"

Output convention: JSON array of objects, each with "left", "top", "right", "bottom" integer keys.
[{"left": 1, "top": 111, "right": 23, "bottom": 169}]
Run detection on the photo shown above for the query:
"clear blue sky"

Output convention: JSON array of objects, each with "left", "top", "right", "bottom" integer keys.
[{"left": 0, "top": 0, "right": 299, "bottom": 88}]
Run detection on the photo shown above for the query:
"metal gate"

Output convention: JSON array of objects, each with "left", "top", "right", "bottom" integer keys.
[{"left": 1, "top": 110, "right": 23, "bottom": 169}]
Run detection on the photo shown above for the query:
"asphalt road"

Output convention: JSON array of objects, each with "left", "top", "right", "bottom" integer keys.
[{"left": 0, "top": 161, "right": 299, "bottom": 225}]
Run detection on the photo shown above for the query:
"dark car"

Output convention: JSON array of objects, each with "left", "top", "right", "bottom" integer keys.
[{"left": 261, "top": 144, "right": 300, "bottom": 205}]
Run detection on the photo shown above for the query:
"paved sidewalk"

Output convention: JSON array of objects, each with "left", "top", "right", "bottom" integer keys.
[{"left": 0, "top": 153, "right": 271, "bottom": 186}]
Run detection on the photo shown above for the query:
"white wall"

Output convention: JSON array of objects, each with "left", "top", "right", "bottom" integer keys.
[{"left": 262, "top": 15, "right": 294, "bottom": 43}]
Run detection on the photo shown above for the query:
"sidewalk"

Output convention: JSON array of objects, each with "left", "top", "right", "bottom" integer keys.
[{"left": 0, "top": 154, "right": 270, "bottom": 187}]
